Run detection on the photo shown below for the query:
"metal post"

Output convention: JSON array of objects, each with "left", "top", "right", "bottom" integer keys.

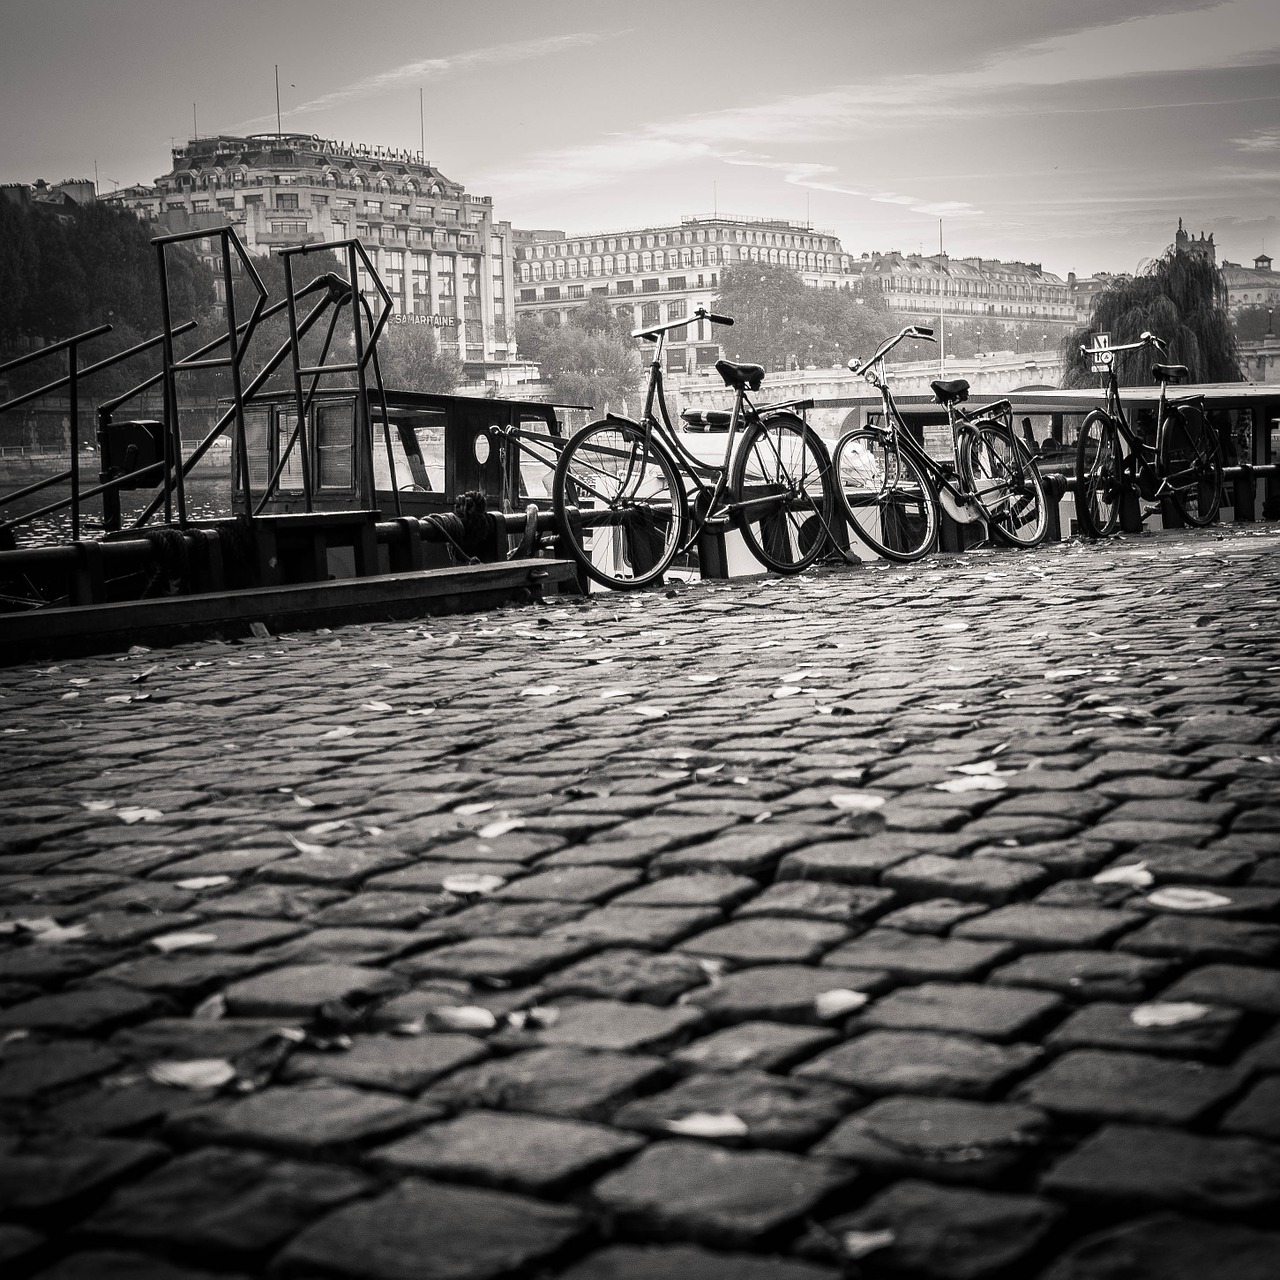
[
  {"left": 281, "top": 252, "right": 315, "bottom": 511},
  {"left": 349, "top": 244, "right": 378, "bottom": 509},
  {"left": 68, "top": 340, "right": 80, "bottom": 541},
  {"left": 155, "top": 244, "right": 187, "bottom": 525},
  {"left": 221, "top": 233, "right": 254, "bottom": 511}
]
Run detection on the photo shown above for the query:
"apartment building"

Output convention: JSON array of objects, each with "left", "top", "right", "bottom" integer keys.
[
  {"left": 513, "top": 215, "right": 858, "bottom": 370},
  {"left": 103, "top": 134, "right": 517, "bottom": 375}
]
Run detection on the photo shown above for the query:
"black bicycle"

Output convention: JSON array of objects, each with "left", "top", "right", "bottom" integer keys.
[
  {"left": 832, "top": 325, "right": 1049, "bottom": 561},
  {"left": 1076, "top": 331, "right": 1223, "bottom": 537},
  {"left": 552, "top": 306, "right": 836, "bottom": 589}
]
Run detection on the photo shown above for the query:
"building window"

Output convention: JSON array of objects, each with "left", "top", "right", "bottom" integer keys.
[
  {"left": 568, "top": 284, "right": 585, "bottom": 299},
  {"left": 270, "top": 221, "right": 309, "bottom": 234},
  {"left": 641, "top": 278, "right": 660, "bottom": 293},
  {"left": 668, "top": 277, "right": 687, "bottom": 293},
  {"left": 275, "top": 192, "right": 299, "bottom": 210},
  {"left": 544, "top": 286, "right": 561, "bottom": 301},
  {"left": 615, "top": 280, "right": 634, "bottom": 295},
  {"left": 667, "top": 300, "right": 687, "bottom": 321},
  {"left": 641, "top": 302, "right": 660, "bottom": 325},
  {"left": 520, "top": 289, "right": 536, "bottom": 303}
]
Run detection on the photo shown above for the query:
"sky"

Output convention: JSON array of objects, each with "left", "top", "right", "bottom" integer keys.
[{"left": 1, "top": 0, "right": 1277, "bottom": 278}]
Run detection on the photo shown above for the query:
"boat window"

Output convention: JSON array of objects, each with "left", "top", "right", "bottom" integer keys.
[
  {"left": 517, "top": 413, "right": 557, "bottom": 500},
  {"left": 243, "top": 408, "right": 271, "bottom": 492},
  {"left": 316, "top": 400, "right": 354, "bottom": 489},
  {"left": 276, "top": 413, "right": 305, "bottom": 491},
  {"left": 373, "top": 409, "right": 446, "bottom": 491}
]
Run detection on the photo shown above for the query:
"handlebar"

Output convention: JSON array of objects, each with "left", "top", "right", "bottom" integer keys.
[
  {"left": 847, "top": 324, "right": 937, "bottom": 375},
  {"left": 632, "top": 306, "right": 735, "bottom": 341},
  {"left": 1080, "top": 331, "right": 1167, "bottom": 358}
]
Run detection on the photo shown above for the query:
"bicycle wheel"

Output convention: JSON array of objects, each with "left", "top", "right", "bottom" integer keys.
[
  {"left": 833, "top": 428, "right": 938, "bottom": 562},
  {"left": 731, "top": 412, "right": 836, "bottom": 573},
  {"left": 552, "top": 419, "right": 687, "bottom": 590},
  {"left": 1160, "top": 405, "right": 1223, "bottom": 527},
  {"left": 1075, "top": 410, "right": 1123, "bottom": 538},
  {"left": 959, "top": 424, "right": 1049, "bottom": 548}
]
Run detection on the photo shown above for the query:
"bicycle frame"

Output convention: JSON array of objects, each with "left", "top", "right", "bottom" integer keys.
[
  {"left": 616, "top": 312, "right": 814, "bottom": 552},
  {"left": 1081, "top": 334, "right": 1206, "bottom": 494},
  {"left": 855, "top": 330, "right": 988, "bottom": 504}
]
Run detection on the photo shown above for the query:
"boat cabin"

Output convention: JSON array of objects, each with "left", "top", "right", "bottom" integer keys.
[{"left": 231, "top": 388, "right": 566, "bottom": 518}]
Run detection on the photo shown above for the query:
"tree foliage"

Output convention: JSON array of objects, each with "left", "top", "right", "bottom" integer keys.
[
  {"left": 0, "top": 199, "right": 217, "bottom": 398},
  {"left": 373, "top": 324, "right": 463, "bottom": 393},
  {"left": 1233, "top": 305, "right": 1276, "bottom": 344},
  {"left": 515, "top": 303, "right": 642, "bottom": 412},
  {"left": 713, "top": 262, "right": 893, "bottom": 371},
  {"left": 1061, "top": 250, "right": 1240, "bottom": 388}
]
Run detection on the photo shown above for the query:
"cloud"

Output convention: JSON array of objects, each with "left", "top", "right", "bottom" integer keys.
[
  {"left": 239, "top": 32, "right": 612, "bottom": 127},
  {"left": 483, "top": 0, "right": 1279, "bottom": 219},
  {"left": 1235, "top": 126, "right": 1280, "bottom": 150}
]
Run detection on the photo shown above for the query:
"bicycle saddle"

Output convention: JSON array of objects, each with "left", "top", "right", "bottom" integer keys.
[
  {"left": 681, "top": 410, "right": 733, "bottom": 431},
  {"left": 716, "top": 359, "right": 765, "bottom": 392},
  {"left": 931, "top": 378, "right": 970, "bottom": 405},
  {"left": 1152, "top": 363, "right": 1189, "bottom": 384}
]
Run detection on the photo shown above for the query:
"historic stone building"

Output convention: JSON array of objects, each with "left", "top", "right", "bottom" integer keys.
[
  {"left": 102, "top": 134, "right": 517, "bottom": 375},
  {"left": 513, "top": 215, "right": 859, "bottom": 371},
  {"left": 1221, "top": 255, "right": 1278, "bottom": 316},
  {"left": 852, "top": 252, "right": 1075, "bottom": 327}
]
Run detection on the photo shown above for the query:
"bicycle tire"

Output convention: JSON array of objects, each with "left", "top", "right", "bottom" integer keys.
[
  {"left": 959, "top": 425, "right": 1049, "bottom": 548},
  {"left": 730, "top": 412, "right": 836, "bottom": 573},
  {"left": 1159, "top": 405, "right": 1223, "bottom": 527},
  {"left": 1076, "top": 410, "right": 1123, "bottom": 538},
  {"left": 552, "top": 419, "right": 687, "bottom": 590},
  {"left": 833, "top": 427, "right": 938, "bottom": 562}
]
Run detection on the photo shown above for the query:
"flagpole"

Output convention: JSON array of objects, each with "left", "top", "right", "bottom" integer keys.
[{"left": 938, "top": 218, "right": 946, "bottom": 375}]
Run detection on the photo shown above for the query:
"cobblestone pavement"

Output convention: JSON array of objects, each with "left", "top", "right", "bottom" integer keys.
[{"left": 3, "top": 525, "right": 1280, "bottom": 1280}]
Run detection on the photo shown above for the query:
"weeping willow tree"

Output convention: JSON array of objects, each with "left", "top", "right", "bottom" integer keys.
[{"left": 1062, "top": 250, "right": 1240, "bottom": 388}]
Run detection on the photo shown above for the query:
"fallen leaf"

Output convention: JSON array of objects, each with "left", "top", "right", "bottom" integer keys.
[
  {"left": 597, "top": 689, "right": 632, "bottom": 700},
  {"left": 174, "top": 875, "right": 231, "bottom": 891},
  {"left": 830, "top": 792, "right": 887, "bottom": 811},
  {"left": 192, "top": 993, "right": 227, "bottom": 1020},
  {"left": 815, "top": 989, "right": 870, "bottom": 1019},
  {"left": 842, "top": 1230, "right": 896, "bottom": 1261},
  {"left": 432, "top": 1006, "right": 498, "bottom": 1032},
  {"left": 116, "top": 807, "right": 163, "bottom": 824},
  {"left": 131, "top": 666, "right": 159, "bottom": 683},
  {"left": 293, "top": 794, "right": 317, "bottom": 808},
  {"left": 935, "top": 775, "right": 1008, "bottom": 793},
  {"left": 1092, "top": 862, "right": 1154, "bottom": 888},
  {"left": 24, "top": 920, "right": 90, "bottom": 945},
  {"left": 949, "top": 760, "right": 1001, "bottom": 775},
  {"left": 362, "top": 701, "right": 394, "bottom": 712},
  {"left": 453, "top": 802, "right": 496, "bottom": 816},
  {"left": 151, "top": 931, "right": 219, "bottom": 953},
  {"left": 441, "top": 873, "right": 506, "bottom": 895},
  {"left": 687, "top": 674, "right": 719, "bottom": 684},
  {"left": 663, "top": 1112, "right": 750, "bottom": 1138},
  {"left": 306, "top": 820, "right": 348, "bottom": 836},
  {"left": 81, "top": 799, "right": 115, "bottom": 812},
  {"left": 148, "top": 1059, "right": 236, "bottom": 1090},
  {"left": 287, "top": 833, "right": 330, "bottom": 856},
  {"left": 941, "top": 621, "right": 970, "bottom": 632},
  {"left": 1146, "top": 887, "right": 1233, "bottom": 912},
  {"left": 520, "top": 684, "right": 560, "bottom": 697},
  {"left": 633, "top": 705, "right": 670, "bottom": 718},
  {"left": 321, "top": 726, "right": 356, "bottom": 740},
  {"left": 1130, "top": 1002, "right": 1211, "bottom": 1028},
  {"left": 477, "top": 818, "right": 526, "bottom": 839}
]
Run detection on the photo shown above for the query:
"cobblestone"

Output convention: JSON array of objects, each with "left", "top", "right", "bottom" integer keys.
[{"left": 3, "top": 528, "right": 1280, "bottom": 1275}]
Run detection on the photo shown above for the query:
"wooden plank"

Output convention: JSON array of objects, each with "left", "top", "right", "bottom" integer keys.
[{"left": 0, "top": 560, "right": 577, "bottom": 664}]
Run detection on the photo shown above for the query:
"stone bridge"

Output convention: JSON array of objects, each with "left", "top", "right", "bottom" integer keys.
[{"left": 670, "top": 350, "right": 1065, "bottom": 438}]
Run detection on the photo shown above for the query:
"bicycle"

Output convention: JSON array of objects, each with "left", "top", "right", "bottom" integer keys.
[
  {"left": 552, "top": 306, "right": 837, "bottom": 589},
  {"left": 1075, "top": 331, "right": 1223, "bottom": 537},
  {"left": 831, "top": 325, "right": 1049, "bottom": 562}
]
